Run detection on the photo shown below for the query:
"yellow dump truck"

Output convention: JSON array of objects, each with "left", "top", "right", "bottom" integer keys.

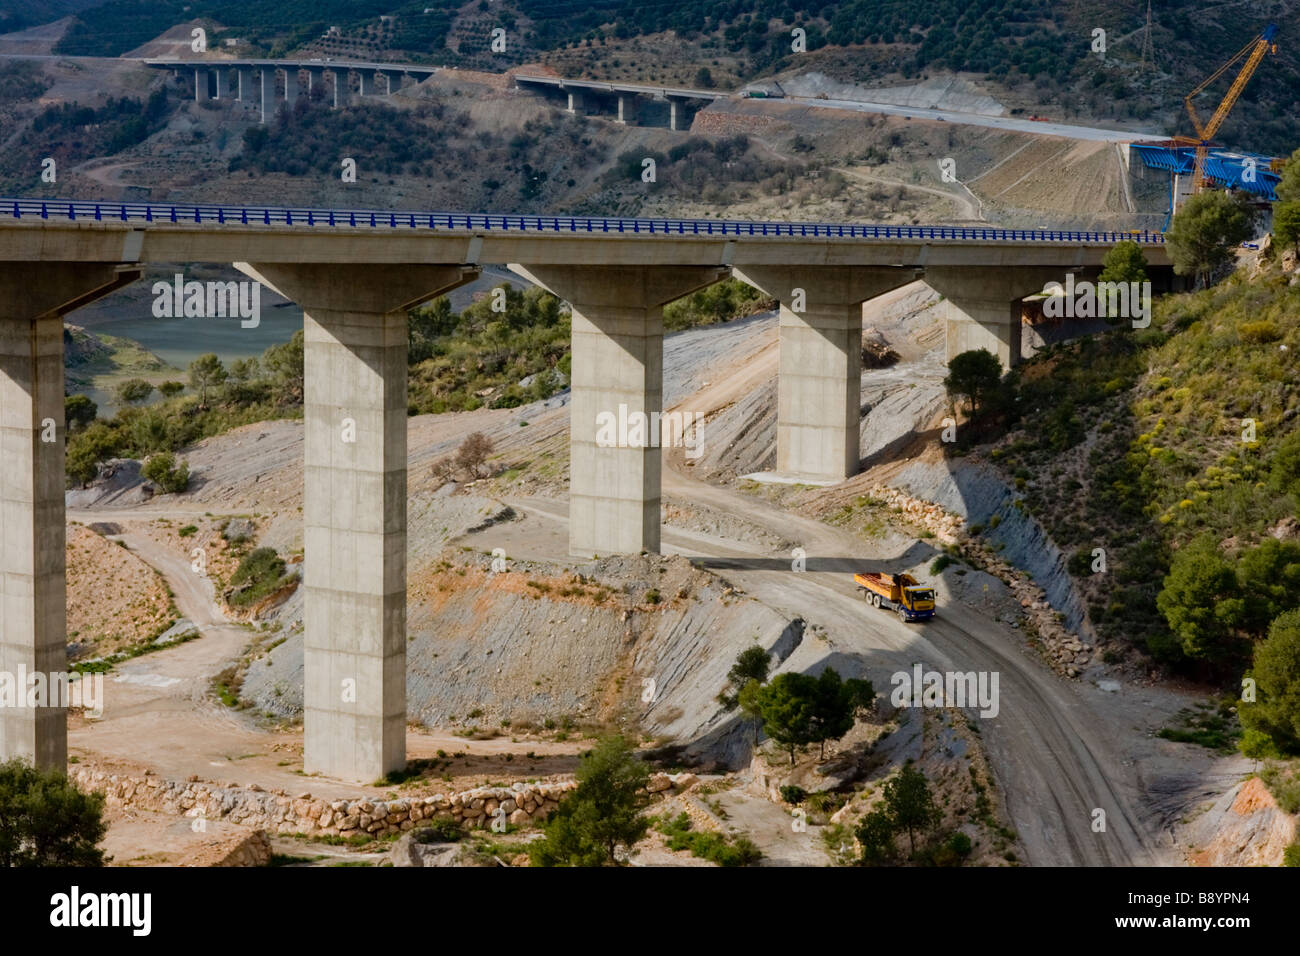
[{"left": 854, "top": 572, "right": 936, "bottom": 622}]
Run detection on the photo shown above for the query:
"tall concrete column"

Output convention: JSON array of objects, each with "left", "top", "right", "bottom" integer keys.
[
  {"left": 358, "top": 69, "right": 377, "bottom": 96},
  {"left": 668, "top": 99, "right": 679, "bottom": 130},
  {"left": 616, "top": 94, "right": 638, "bottom": 125},
  {"left": 734, "top": 266, "right": 915, "bottom": 480},
  {"left": 235, "top": 263, "right": 476, "bottom": 783},
  {"left": 0, "top": 263, "right": 139, "bottom": 770},
  {"left": 509, "top": 265, "right": 724, "bottom": 556},
  {"left": 283, "top": 67, "right": 298, "bottom": 108},
  {"left": 331, "top": 68, "right": 348, "bottom": 107},
  {"left": 566, "top": 89, "right": 585, "bottom": 114},
  {"left": 924, "top": 267, "right": 1063, "bottom": 370},
  {"left": 237, "top": 66, "right": 254, "bottom": 103},
  {"left": 383, "top": 71, "right": 403, "bottom": 94},
  {"left": 259, "top": 67, "right": 269, "bottom": 123},
  {"left": 194, "top": 66, "right": 210, "bottom": 102}
]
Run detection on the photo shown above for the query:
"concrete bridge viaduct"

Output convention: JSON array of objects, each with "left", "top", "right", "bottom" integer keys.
[
  {"left": 144, "top": 58, "right": 440, "bottom": 122},
  {"left": 0, "top": 200, "right": 1171, "bottom": 781}
]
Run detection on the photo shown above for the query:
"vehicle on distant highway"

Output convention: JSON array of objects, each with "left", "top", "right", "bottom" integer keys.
[{"left": 854, "top": 571, "right": 936, "bottom": 622}]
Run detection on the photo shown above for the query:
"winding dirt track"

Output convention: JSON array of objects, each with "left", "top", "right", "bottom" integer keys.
[{"left": 650, "top": 357, "right": 1164, "bottom": 866}]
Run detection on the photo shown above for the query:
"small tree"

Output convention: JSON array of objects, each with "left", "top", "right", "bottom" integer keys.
[
  {"left": 64, "top": 394, "right": 97, "bottom": 431},
  {"left": 531, "top": 735, "right": 650, "bottom": 867},
  {"left": 1273, "top": 202, "right": 1300, "bottom": 257},
  {"left": 1097, "top": 240, "right": 1149, "bottom": 325},
  {"left": 854, "top": 808, "right": 897, "bottom": 865},
  {"left": 1165, "top": 190, "right": 1256, "bottom": 288},
  {"left": 1240, "top": 610, "right": 1300, "bottom": 756},
  {"left": 455, "top": 432, "right": 494, "bottom": 479},
  {"left": 883, "top": 763, "right": 939, "bottom": 856},
  {"left": 810, "top": 668, "right": 874, "bottom": 759},
  {"left": 751, "top": 672, "right": 820, "bottom": 765},
  {"left": 944, "top": 348, "right": 1003, "bottom": 416},
  {"left": 157, "top": 381, "right": 185, "bottom": 399},
  {"left": 188, "top": 353, "right": 228, "bottom": 407},
  {"left": 0, "top": 758, "right": 107, "bottom": 866},
  {"left": 113, "top": 378, "right": 155, "bottom": 406},
  {"left": 141, "top": 452, "right": 190, "bottom": 494},
  {"left": 1156, "top": 534, "right": 1247, "bottom": 669},
  {"left": 717, "top": 645, "right": 771, "bottom": 709}
]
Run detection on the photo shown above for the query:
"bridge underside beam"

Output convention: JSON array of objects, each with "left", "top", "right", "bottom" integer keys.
[
  {"left": 924, "top": 266, "right": 1064, "bottom": 370},
  {"left": 0, "top": 262, "right": 140, "bottom": 771},
  {"left": 734, "top": 266, "right": 916, "bottom": 481},
  {"left": 510, "top": 264, "right": 725, "bottom": 556},
  {"left": 235, "top": 262, "right": 476, "bottom": 783}
]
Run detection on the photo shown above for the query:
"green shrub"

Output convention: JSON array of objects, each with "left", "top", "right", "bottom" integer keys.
[
  {"left": 1239, "top": 320, "right": 1281, "bottom": 344},
  {"left": 415, "top": 817, "right": 464, "bottom": 843},
  {"left": 225, "top": 547, "right": 291, "bottom": 609},
  {"left": 779, "top": 785, "right": 806, "bottom": 804},
  {"left": 930, "top": 554, "right": 953, "bottom": 575},
  {"left": 178, "top": 525, "right": 198, "bottom": 537},
  {"left": 141, "top": 452, "right": 189, "bottom": 493}
]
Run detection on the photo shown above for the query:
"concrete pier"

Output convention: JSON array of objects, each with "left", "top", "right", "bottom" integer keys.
[
  {"left": 617, "top": 94, "right": 638, "bottom": 125},
  {"left": 0, "top": 264, "right": 139, "bottom": 770},
  {"left": 283, "top": 67, "right": 298, "bottom": 107},
  {"left": 509, "top": 265, "right": 724, "bottom": 556},
  {"left": 332, "top": 69, "right": 348, "bottom": 107},
  {"left": 234, "top": 263, "right": 476, "bottom": 783},
  {"left": 358, "top": 69, "right": 377, "bottom": 96},
  {"left": 924, "top": 267, "right": 1062, "bottom": 369},
  {"left": 194, "top": 66, "right": 210, "bottom": 102},
  {"left": 566, "top": 89, "right": 586, "bottom": 114},
  {"left": 237, "top": 66, "right": 254, "bottom": 103},
  {"left": 734, "top": 266, "right": 915, "bottom": 480}
]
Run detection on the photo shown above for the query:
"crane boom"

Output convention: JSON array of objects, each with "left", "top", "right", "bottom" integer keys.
[{"left": 1183, "top": 23, "right": 1278, "bottom": 190}]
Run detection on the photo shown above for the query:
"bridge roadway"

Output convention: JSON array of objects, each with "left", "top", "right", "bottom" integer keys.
[{"left": 0, "top": 198, "right": 1173, "bottom": 781}]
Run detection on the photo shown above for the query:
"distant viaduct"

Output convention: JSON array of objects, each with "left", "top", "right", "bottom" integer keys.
[
  {"left": 144, "top": 58, "right": 724, "bottom": 128},
  {"left": 0, "top": 199, "right": 1174, "bottom": 782}
]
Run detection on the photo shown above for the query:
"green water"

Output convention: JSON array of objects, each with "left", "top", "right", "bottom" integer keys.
[{"left": 76, "top": 305, "right": 303, "bottom": 415}]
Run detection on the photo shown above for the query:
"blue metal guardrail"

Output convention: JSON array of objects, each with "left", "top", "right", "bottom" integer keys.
[{"left": 0, "top": 198, "right": 1166, "bottom": 244}]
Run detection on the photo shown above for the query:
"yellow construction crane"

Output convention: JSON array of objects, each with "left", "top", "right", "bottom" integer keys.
[{"left": 1184, "top": 23, "right": 1278, "bottom": 191}]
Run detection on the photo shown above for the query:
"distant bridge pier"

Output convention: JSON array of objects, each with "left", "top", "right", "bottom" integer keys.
[
  {"left": 924, "top": 267, "right": 1063, "bottom": 370},
  {"left": 236, "top": 66, "right": 255, "bottom": 104},
  {"left": 194, "top": 66, "right": 210, "bottom": 102},
  {"left": 357, "top": 69, "right": 377, "bottom": 97},
  {"left": 282, "top": 67, "right": 299, "bottom": 108},
  {"left": 0, "top": 263, "right": 141, "bottom": 771},
  {"left": 735, "top": 266, "right": 916, "bottom": 480},
  {"left": 234, "top": 263, "right": 477, "bottom": 783},
  {"left": 332, "top": 68, "right": 348, "bottom": 107},
  {"left": 382, "top": 71, "right": 405, "bottom": 94},
  {"left": 616, "top": 94, "right": 639, "bottom": 125},
  {"left": 510, "top": 264, "right": 724, "bottom": 556},
  {"left": 566, "top": 89, "right": 586, "bottom": 115}
]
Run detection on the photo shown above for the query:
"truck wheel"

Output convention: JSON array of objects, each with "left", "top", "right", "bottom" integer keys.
[
  {"left": 873, "top": 594, "right": 881, "bottom": 609},
  {"left": 898, "top": 607, "right": 907, "bottom": 623}
]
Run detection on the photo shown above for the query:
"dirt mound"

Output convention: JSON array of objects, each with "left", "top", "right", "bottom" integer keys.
[{"left": 65, "top": 523, "right": 176, "bottom": 659}]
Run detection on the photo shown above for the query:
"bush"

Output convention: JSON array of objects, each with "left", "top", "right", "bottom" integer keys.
[
  {"left": 1239, "top": 320, "right": 1281, "bottom": 344},
  {"left": 225, "top": 547, "right": 291, "bottom": 609},
  {"left": 930, "top": 554, "right": 953, "bottom": 575},
  {"left": 779, "top": 785, "right": 806, "bottom": 805},
  {"left": 415, "top": 817, "right": 463, "bottom": 843},
  {"left": 0, "top": 758, "right": 106, "bottom": 866},
  {"left": 141, "top": 452, "right": 189, "bottom": 494}
]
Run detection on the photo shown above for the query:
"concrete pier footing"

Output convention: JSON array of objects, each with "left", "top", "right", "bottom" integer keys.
[{"left": 0, "top": 263, "right": 140, "bottom": 770}]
